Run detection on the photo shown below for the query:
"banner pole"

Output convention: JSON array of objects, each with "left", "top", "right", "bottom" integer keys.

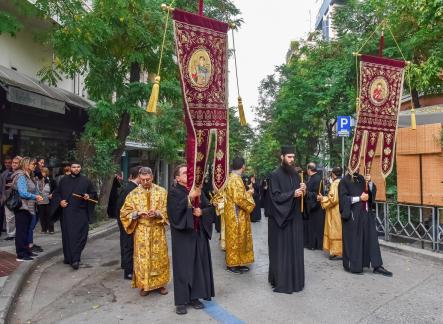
[{"left": 198, "top": 0, "right": 203, "bottom": 15}]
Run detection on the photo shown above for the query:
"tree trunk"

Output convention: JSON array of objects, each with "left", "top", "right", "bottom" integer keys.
[
  {"left": 411, "top": 88, "right": 420, "bottom": 109},
  {"left": 97, "top": 62, "right": 141, "bottom": 219}
]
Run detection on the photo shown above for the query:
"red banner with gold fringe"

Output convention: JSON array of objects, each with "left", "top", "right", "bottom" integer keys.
[
  {"left": 349, "top": 55, "right": 406, "bottom": 178},
  {"left": 172, "top": 9, "right": 229, "bottom": 191}
]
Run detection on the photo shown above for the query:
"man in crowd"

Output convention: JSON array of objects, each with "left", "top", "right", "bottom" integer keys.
[
  {"left": 51, "top": 161, "right": 97, "bottom": 270},
  {"left": 167, "top": 164, "right": 215, "bottom": 315},
  {"left": 319, "top": 167, "right": 343, "bottom": 260},
  {"left": 1, "top": 156, "right": 22, "bottom": 241},
  {"left": 268, "top": 145, "right": 306, "bottom": 293},
  {"left": 107, "top": 172, "right": 124, "bottom": 219},
  {"left": 115, "top": 166, "right": 141, "bottom": 280},
  {"left": 224, "top": 157, "right": 255, "bottom": 274},
  {"left": 120, "top": 167, "right": 169, "bottom": 296},
  {"left": 304, "top": 162, "right": 325, "bottom": 250},
  {"left": 0, "top": 156, "right": 13, "bottom": 237},
  {"left": 338, "top": 171, "right": 392, "bottom": 276}
]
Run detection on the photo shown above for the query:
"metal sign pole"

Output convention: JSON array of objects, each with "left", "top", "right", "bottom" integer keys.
[{"left": 342, "top": 136, "right": 345, "bottom": 172}]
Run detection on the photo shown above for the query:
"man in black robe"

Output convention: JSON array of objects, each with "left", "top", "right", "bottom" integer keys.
[
  {"left": 338, "top": 172, "right": 392, "bottom": 276},
  {"left": 250, "top": 175, "right": 262, "bottom": 222},
  {"left": 268, "top": 145, "right": 306, "bottom": 293},
  {"left": 52, "top": 161, "right": 96, "bottom": 270},
  {"left": 304, "top": 162, "right": 325, "bottom": 250},
  {"left": 107, "top": 173, "right": 123, "bottom": 219},
  {"left": 115, "top": 166, "right": 141, "bottom": 280},
  {"left": 167, "top": 164, "right": 215, "bottom": 315}
]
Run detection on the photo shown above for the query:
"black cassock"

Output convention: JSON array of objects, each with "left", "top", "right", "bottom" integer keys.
[
  {"left": 250, "top": 182, "right": 262, "bottom": 222},
  {"left": 52, "top": 174, "right": 96, "bottom": 265},
  {"left": 268, "top": 166, "right": 304, "bottom": 293},
  {"left": 107, "top": 176, "right": 122, "bottom": 219},
  {"left": 304, "top": 172, "right": 325, "bottom": 250},
  {"left": 338, "top": 174, "right": 383, "bottom": 273},
  {"left": 115, "top": 181, "right": 137, "bottom": 273},
  {"left": 167, "top": 184, "right": 215, "bottom": 305}
]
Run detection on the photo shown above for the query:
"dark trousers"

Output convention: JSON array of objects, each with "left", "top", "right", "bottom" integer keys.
[
  {"left": 38, "top": 204, "right": 54, "bottom": 232},
  {"left": 0, "top": 205, "right": 4, "bottom": 235},
  {"left": 117, "top": 218, "right": 133, "bottom": 274},
  {"left": 15, "top": 209, "right": 32, "bottom": 258}
]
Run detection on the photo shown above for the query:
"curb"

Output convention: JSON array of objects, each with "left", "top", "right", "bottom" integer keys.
[
  {"left": 379, "top": 239, "right": 443, "bottom": 264},
  {"left": 0, "top": 221, "right": 118, "bottom": 324}
]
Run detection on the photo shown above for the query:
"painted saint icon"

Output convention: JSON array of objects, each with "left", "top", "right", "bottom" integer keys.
[
  {"left": 369, "top": 77, "right": 389, "bottom": 106},
  {"left": 188, "top": 49, "right": 212, "bottom": 88}
]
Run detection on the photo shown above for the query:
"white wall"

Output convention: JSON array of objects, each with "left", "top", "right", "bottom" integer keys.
[{"left": 0, "top": 14, "right": 88, "bottom": 97}]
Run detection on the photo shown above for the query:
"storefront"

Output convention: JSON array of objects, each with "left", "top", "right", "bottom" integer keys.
[{"left": 0, "top": 65, "right": 92, "bottom": 174}]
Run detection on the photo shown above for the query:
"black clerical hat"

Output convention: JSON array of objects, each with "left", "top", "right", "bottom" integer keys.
[{"left": 281, "top": 145, "right": 295, "bottom": 155}]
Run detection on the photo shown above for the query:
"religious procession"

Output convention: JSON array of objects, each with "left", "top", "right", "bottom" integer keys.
[{"left": 1, "top": 0, "right": 442, "bottom": 323}]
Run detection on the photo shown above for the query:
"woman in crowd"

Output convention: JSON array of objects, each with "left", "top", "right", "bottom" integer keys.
[
  {"left": 12, "top": 157, "right": 43, "bottom": 261},
  {"left": 37, "top": 167, "right": 54, "bottom": 234}
]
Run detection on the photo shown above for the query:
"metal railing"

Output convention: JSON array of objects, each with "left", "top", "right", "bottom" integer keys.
[{"left": 374, "top": 202, "right": 442, "bottom": 252}]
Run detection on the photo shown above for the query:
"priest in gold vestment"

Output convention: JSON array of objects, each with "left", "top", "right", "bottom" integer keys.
[
  {"left": 120, "top": 167, "right": 170, "bottom": 296},
  {"left": 224, "top": 157, "right": 256, "bottom": 274},
  {"left": 319, "top": 167, "right": 343, "bottom": 260}
]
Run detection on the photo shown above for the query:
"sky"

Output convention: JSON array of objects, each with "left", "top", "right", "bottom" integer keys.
[{"left": 227, "top": 0, "right": 321, "bottom": 124}]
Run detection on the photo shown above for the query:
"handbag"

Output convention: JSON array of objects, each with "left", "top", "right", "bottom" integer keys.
[{"left": 5, "top": 188, "right": 22, "bottom": 211}]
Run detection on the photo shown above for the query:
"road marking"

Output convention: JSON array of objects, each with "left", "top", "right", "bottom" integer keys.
[{"left": 203, "top": 300, "right": 245, "bottom": 324}]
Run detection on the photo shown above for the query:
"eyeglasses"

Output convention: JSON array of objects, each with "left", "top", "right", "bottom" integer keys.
[{"left": 140, "top": 178, "right": 152, "bottom": 183}]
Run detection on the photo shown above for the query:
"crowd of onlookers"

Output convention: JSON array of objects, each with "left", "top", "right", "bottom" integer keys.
[{"left": 0, "top": 156, "right": 71, "bottom": 261}]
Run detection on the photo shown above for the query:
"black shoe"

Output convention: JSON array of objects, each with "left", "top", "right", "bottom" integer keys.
[
  {"left": 71, "top": 261, "right": 80, "bottom": 270},
  {"left": 16, "top": 256, "right": 34, "bottom": 261},
  {"left": 373, "top": 266, "right": 393, "bottom": 277},
  {"left": 189, "top": 299, "right": 205, "bottom": 309},
  {"left": 29, "top": 252, "right": 38, "bottom": 257},
  {"left": 329, "top": 255, "right": 342, "bottom": 260},
  {"left": 124, "top": 272, "right": 133, "bottom": 280},
  {"left": 176, "top": 305, "right": 187, "bottom": 315},
  {"left": 203, "top": 297, "right": 212, "bottom": 301},
  {"left": 226, "top": 266, "right": 242, "bottom": 274},
  {"left": 31, "top": 245, "right": 44, "bottom": 253},
  {"left": 63, "top": 260, "right": 69, "bottom": 264},
  {"left": 4, "top": 236, "right": 15, "bottom": 241},
  {"left": 238, "top": 266, "right": 250, "bottom": 272}
]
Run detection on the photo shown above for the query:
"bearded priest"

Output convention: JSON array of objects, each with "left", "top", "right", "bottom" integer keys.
[{"left": 268, "top": 145, "right": 306, "bottom": 293}]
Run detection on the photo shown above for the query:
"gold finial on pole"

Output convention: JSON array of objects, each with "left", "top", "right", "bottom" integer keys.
[{"left": 161, "top": 3, "right": 174, "bottom": 12}]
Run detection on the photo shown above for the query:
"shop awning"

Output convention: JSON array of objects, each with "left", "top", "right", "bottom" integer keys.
[
  {"left": 398, "top": 105, "right": 443, "bottom": 128},
  {"left": 0, "top": 64, "right": 93, "bottom": 114}
]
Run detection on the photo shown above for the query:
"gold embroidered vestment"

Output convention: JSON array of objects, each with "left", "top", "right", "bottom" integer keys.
[
  {"left": 321, "top": 179, "right": 343, "bottom": 256},
  {"left": 224, "top": 173, "right": 255, "bottom": 267},
  {"left": 120, "top": 184, "right": 170, "bottom": 291}
]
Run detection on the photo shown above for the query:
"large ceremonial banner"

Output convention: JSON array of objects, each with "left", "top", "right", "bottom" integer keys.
[
  {"left": 349, "top": 55, "right": 406, "bottom": 178},
  {"left": 172, "top": 9, "right": 229, "bottom": 191}
]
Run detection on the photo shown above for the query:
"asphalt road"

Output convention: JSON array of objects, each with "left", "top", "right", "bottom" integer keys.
[{"left": 9, "top": 217, "right": 443, "bottom": 324}]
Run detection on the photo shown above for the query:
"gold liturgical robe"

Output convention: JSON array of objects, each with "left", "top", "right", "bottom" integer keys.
[
  {"left": 321, "top": 179, "right": 343, "bottom": 256},
  {"left": 224, "top": 172, "right": 255, "bottom": 267},
  {"left": 211, "top": 191, "right": 226, "bottom": 251},
  {"left": 120, "top": 184, "right": 170, "bottom": 291}
]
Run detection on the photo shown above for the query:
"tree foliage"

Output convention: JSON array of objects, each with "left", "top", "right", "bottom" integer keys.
[{"left": 251, "top": 0, "right": 443, "bottom": 174}]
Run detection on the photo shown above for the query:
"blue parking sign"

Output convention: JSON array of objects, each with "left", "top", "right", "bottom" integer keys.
[{"left": 337, "top": 116, "right": 351, "bottom": 137}]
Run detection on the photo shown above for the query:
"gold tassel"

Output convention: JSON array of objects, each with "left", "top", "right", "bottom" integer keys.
[
  {"left": 411, "top": 107, "right": 416, "bottom": 130},
  {"left": 146, "top": 76, "right": 160, "bottom": 113},
  {"left": 238, "top": 96, "right": 246, "bottom": 126}
]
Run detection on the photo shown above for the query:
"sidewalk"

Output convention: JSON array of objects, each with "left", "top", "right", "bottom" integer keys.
[{"left": 0, "top": 220, "right": 117, "bottom": 324}]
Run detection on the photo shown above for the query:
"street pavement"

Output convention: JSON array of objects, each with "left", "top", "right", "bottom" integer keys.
[{"left": 8, "top": 217, "right": 443, "bottom": 324}]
